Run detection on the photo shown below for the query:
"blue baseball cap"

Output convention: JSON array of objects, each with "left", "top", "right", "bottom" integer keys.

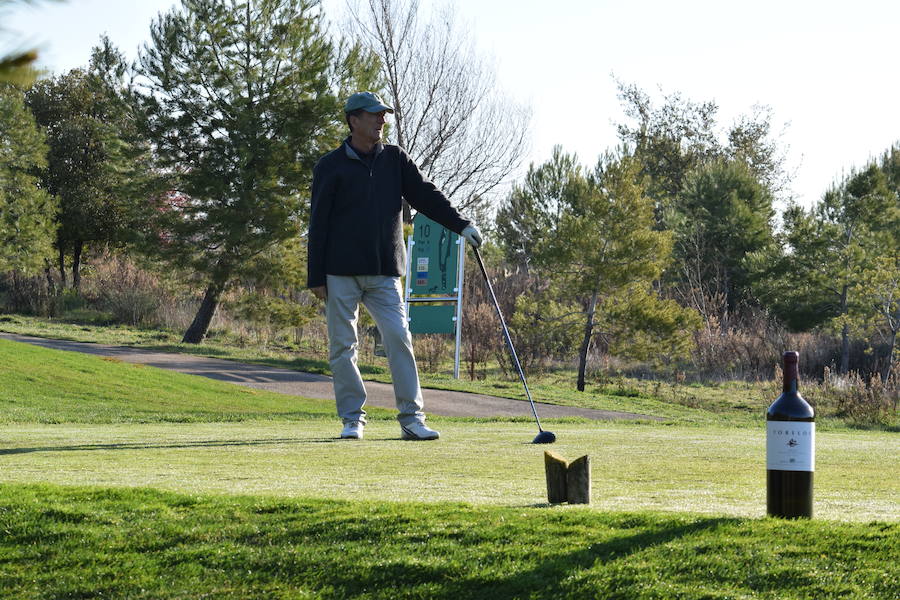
[{"left": 344, "top": 91, "right": 394, "bottom": 114}]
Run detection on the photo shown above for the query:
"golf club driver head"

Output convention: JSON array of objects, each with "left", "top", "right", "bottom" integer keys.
[{"left": 532, "top": 430, "right": 556, "bottom": 444}]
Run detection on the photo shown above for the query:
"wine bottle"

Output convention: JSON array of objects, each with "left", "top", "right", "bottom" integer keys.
[{"left": 766, "top": 351, "right": 815, "bottom": 518}]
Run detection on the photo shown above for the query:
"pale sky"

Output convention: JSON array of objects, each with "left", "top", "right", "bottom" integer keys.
[{"left": 6, "top": 0, "right": 899, "bottom": 210}]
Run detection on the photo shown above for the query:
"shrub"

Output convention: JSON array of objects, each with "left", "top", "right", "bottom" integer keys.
[
  {"left": 815, "top": 365, "right": 898, "bottom": 426},
  {"left": 228, "top": 292, "right": 317, "bottom": 349},
  {"left": 82, "top": 254, "right": 171, "bottom": 327},
  {"left": 413, "top": 334, "right": 450, "bottom": 373},
  {"left": 461, "top": 301, "right": 498, "bottom": 380},
  {"left": 1, "top": 269, "right": 59, "bottom": 317}
]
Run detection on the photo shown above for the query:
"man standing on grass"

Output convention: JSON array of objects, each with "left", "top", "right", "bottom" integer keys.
[{"left": 307, "top": 91, "right": 482, "bottom": 441}]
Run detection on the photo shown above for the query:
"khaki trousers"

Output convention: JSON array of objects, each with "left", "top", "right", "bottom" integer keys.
[{"left": 325, "top": 274, "right": 425, "bottom": 426}]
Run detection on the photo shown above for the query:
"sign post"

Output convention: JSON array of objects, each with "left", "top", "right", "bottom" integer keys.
[{"left": 404, "top": 213, "right": 465, "bottom": 378}]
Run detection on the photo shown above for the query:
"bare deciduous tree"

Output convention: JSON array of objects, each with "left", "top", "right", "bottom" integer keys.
[{"left": 345, "top": 0, "right": 530, "bottom": 220}]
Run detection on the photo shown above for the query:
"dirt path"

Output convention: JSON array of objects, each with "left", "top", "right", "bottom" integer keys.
[{"left": 2, "top": 332, "right": 662, "bottom": 421}]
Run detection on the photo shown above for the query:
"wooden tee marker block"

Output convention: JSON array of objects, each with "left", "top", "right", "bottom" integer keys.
[{"left": 544, "top": 451, "right": 591, "bottom": 504}]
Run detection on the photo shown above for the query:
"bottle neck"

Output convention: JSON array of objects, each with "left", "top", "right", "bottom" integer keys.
[{"left": 783, "top": 360, "right": 799, "bottom": 394}]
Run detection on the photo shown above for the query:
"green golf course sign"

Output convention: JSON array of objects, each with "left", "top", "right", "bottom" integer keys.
[
  {"left": 406, "top": 213, "right": 463, "bottom": 338},
  {"left": 409, "top": 214, "right": 460, "bottom": 297}
]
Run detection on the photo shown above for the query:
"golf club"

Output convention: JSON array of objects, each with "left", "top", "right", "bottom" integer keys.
[{"left": 472, "top": 246, "right": 556, "bottom": 444}]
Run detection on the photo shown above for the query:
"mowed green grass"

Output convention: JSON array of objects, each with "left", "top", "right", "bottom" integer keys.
[
  {"left": 1, "top": 484, "right": 897, "bottom": 600},
  {"left": 2, "top": 421, "right": 898, "bottom": 521},
  {"left": 1, "top": 337, "right": 898, "bottom": 598}
]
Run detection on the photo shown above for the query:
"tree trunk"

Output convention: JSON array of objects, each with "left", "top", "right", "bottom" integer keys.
[
  {"left": 43, "top": 259, "right": 56, "bottom": 297},
  {"left": 182, "top": 282, "right": 225, "bottom": 344},
  {"left": 58, "top": 244, "right": 66, "bottom": 289},
  {"left": 884, "top": 327, "right": 897, "bottom": 384},
  {"left": 72, "top": 240, "right": 83, "bottom": 292},
  {"left": 576, "top": 290, "right": 599, "bottom": 392},
  {"left": 839, "top": 285, "right": 850, "bottom": 375},
  {"left": 840, "top": 322, "right": 850, "bottom": 375}
]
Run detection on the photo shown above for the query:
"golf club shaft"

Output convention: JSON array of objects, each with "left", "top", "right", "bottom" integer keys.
[{"left": 472, "top": 247, "right": 545, "bottom": 432}]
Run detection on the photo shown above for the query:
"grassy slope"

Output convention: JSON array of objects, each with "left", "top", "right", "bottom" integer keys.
[
  {"left": 5, "top": 314, "right": 897, "bottom": 430},
  {"left": 1, "top": 484, "right": 897, "bottom": 599},
  {"left": 0, "top": 316, "right": 792, "bottom": 427},
  {"left": 0, "top": 337, "right": 394, "bottom": 423}
]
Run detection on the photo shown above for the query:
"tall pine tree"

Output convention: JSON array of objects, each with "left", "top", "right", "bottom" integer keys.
[
  {"left": 672, "top": 159, "right": 776, "bottom": 309},
  {"left": 137, "top": 0, "right": 377, "bottom": 343},
  {"left": 0, "top": 83, "right": 56, "bottom": 274}
]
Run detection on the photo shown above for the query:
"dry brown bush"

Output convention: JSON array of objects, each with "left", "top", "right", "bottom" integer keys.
[
  {"left": 461, "top": 301, "right": 499, "bottom": 380},
  {"left": 761, "top": 362, "right": 898, "bottom": 426},
  {"left": 813, "top": 365, "right": 898, "bottom": 425},
  {"left": 691, "top": 307, "right": 788, "bottom": 380},
  {"left": 688, "top": 303, "right": 886, "bottom": 384},
  {"left": 413, "top": 334, "right": 451, "bottom": 374},
  {"left": 82, "top": 253, "right": 173, "bottom": 327}
]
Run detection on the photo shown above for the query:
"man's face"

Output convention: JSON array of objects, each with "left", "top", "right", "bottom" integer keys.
[{"left": 351, "top": 110, "right": 387, "bottom": 144}]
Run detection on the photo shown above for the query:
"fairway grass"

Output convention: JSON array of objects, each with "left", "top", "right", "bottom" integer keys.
[{"left": 1, "top": 421, "right": 897, "bottom": 521}]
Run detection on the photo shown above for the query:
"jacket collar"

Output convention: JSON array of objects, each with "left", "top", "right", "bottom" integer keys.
[{"left": 343, "top": 136, "right": 383, "bottom": 161}]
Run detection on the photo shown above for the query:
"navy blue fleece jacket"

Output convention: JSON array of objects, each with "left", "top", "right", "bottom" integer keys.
[{"left": 306, "top": 139, "right": 470, "bottom": 288}]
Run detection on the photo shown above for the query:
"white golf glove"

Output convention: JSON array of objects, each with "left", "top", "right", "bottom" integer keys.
[{"left": 461, "top": 224, "right": 483, "bottom": 248}]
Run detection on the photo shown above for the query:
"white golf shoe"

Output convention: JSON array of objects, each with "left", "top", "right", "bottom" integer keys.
[
  {"left": 340, "top": 421, "right": 364, "bottom": 439},
  {"left": 400, "top": 421, "right": 440, "bottom": 441}
]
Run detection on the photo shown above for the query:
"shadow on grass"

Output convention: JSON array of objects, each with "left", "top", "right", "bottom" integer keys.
[
  {"left": 0, "top": 433, "right": 425, "bottom": 454},
  {"left": 0, "top": 437, "right": 342, "bottom": 454},
  {"left": 323, "top": 516, "right": 737, "bottom": 598}
]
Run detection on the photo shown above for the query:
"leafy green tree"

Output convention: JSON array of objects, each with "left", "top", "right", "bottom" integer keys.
[
  {"left": 551, "top": 153, "right": 698, "bottom": 390},
  {"left": 26, "top": 40, "right": 154, "bottom": 290},
  {"left": 137, "top": 0, "right": 377, "bottom": 343},
  {"left": 497, "top": 149, "right": 699, "bottom": 390},
  {"left": 672, "top": 159, "right": 776, "bottom": 309},
  {"left": 751, "top": 149, "right": 898, "bottom": 374},
  {"left": 508, "top": 290, "right": 581, "bottom": 373},
  {"left": 0, "top": 83, "right": 56, "bottom": 273},
  {"left": 614, "top": 80, "right": 790, "bottom": 215},
  {"left": 847, "top": 146, "right": 900, "bottom": 379},
  {"left": 614, "top": 82, "right": 784, "bottom": 329},
  {"left": 604, "top": 282, "right": 701, "bottom": 368},
  {"left": 494, "top": 146, "right": 579, "bottom": 270},
  {"left": 614, "top": 81, "right": 721, "bottom": 209},
  {"left": 852, "top": 255, "right": 899, "bottom": 381}
]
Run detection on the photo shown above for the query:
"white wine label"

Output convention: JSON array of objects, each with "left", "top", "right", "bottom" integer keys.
[{"left": 767, "top": 422, "right": 815, "bottom": 472}]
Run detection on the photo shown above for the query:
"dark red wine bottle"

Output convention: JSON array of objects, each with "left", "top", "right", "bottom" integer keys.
[{"left": 767, "top": 351, "right": 814, "bottom": 518}]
